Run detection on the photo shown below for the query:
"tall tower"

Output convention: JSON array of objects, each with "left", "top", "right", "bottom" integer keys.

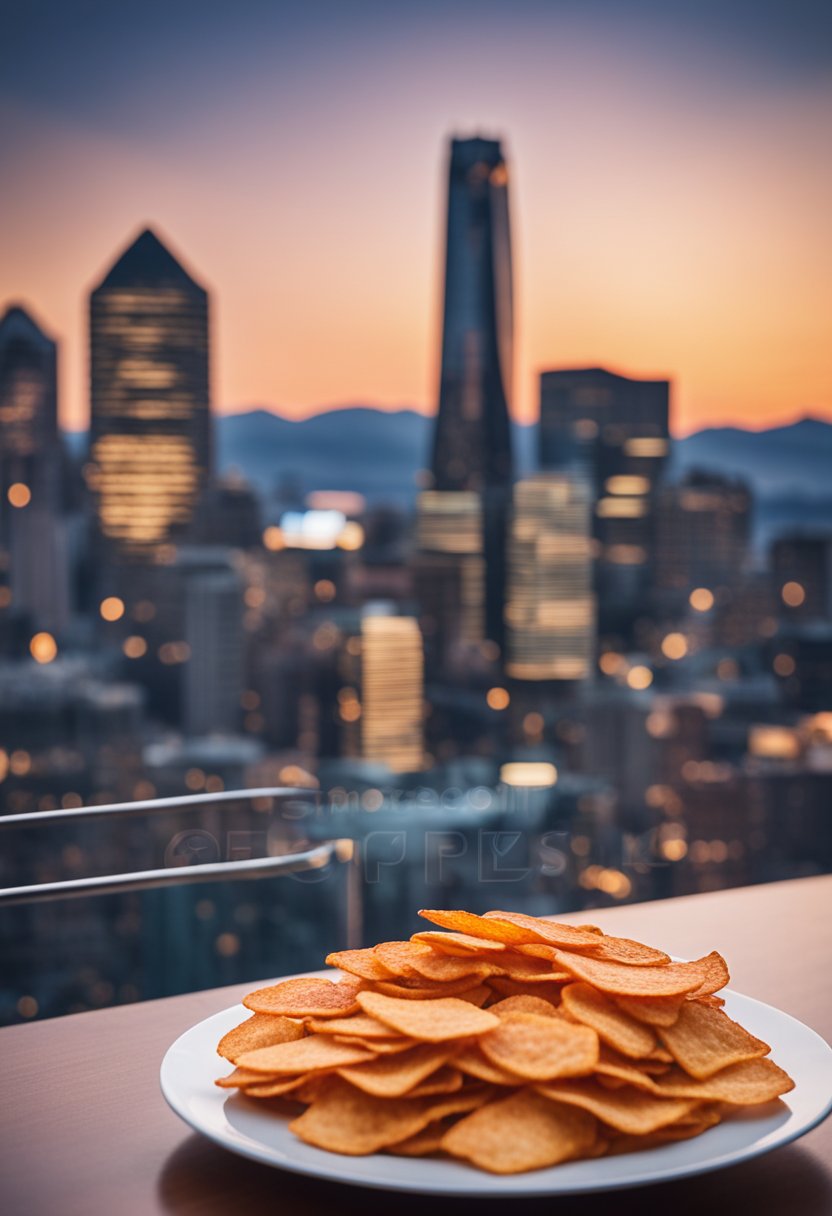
[
  {"left": 0, "top": 304, "right": 59, "bottom": 501},
  {"left": 539, "top": 367, "right": 669, "bottom": 644},
  {"left": 88, "top": 228, "right": 212, "bottom": 561},
  {"left": 425, "top": 136, "right": 514, "bottom": 653},
  {"left": 0, "top": 305, "right": 69, "bottom": 634}
]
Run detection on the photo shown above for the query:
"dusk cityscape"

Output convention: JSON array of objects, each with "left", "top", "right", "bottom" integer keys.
[{"left": 1, "top": 1, "right": 830, "bottom": 1034}]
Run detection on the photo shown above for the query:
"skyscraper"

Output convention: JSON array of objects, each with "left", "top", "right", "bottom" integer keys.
[
  {"left": 425, "top": 136, "right": 514, "bottom": 651},
  {"left": 0, "top": 304, "right": 59, "bottom": 500},
  {"left": 0, "top": 305, "right": 68, "bottom": 634},
  {"left": 360, "top": 608, "right": 424, "bottom": 773},
  {"left": 88, "top": 228, "right": 212, "bottom": 560},
  {"left": 506, "top": 473, "right": 595, "bottom": 681},
  {"left": 539, "top": 368, "right": 669, "bottom": 642}
]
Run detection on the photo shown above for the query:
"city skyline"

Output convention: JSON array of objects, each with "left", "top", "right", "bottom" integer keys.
[{"left": 2, "top": 2, "right": 830, "bottom": 436}]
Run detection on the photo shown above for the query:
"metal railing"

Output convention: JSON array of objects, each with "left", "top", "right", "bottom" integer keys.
[{"left": 0, "top": 789, "right": 356, "bottom": 937}]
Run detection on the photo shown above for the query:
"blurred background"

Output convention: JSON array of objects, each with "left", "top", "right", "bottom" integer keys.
[{"left": 1, "top": 0, "right": 830, "bottom": 1025}]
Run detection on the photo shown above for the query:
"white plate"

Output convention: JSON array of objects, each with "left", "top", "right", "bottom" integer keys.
[{"left": 160, "top": 969, "right": 832, "bottom": 1196}]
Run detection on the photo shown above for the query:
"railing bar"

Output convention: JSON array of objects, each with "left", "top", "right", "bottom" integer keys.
[
  {"left": 0, "top": 787, "right": 317, "bottom": 830},
  {"left": 0, "top": 843, "right": 336, "bottom": 907}
]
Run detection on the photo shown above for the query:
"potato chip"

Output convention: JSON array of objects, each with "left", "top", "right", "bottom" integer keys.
[
  {"left": 693, "top": 993, "right": 726, "bottom": 1009},
  {"left": 371, "top": 977, "right": 487, "bottom": 1000},
  {"left": 289, "top": 1078, "right": 446, "bottom": 1154},
  {"left": 487, "top": 978, "right": 565, "bottom": 1004},
  {"left": 325, "top": 948, "right": 392, "bottom": 982},
  {"left": 214, "top": 1065, "right": 271, "bottom": 1089},
  {"left": 480, "top": 1012, "right": 599, "bottom": 1081},
  {"left": 243, "top": 1075, "right": 308, "bottom": 1099},
  {"left": 358, "top": 990, "right": 500, "bottom": 1041},
  {"left": 489, "top": 995, "right": 559, "bottom": 1019},
  {"left": 332, "top": 1035, "right": 415, "bottom": 1054},
  {"left": 560, "top": 983, "right": 658, "bottom": 1059},
  {"left": 375, "top": 940, "right": 491, "bottom": 983},
  {"left": 404, "top": 1067, "right": 463, "bottom": 1098},
  {"left": 306, "top": 1013, "right": 395, "bottom": 1038},
  {"left": 686, "top": 951, "right": 730, "bottom": 997},
  {"left": 552, "top": 951, "right": 707, "bottom": 998},
  {"left": 237, "top": 1034, "right": 374, "bottom": 1075},
  {"left": 496, "top": 952, "right": 572, "bottom": 983},
  {"left": 536, "top": 1078, "right": 699, "bottom": 1134},
  {"left": 615, "top": 995, "right": 684, "bottom": 1026},
  {"left": 650, "top": 1057, "right": 794, "bottom": 1104},
  {"left": 454, "top": 1045, "right": 528, "bottom": 1086},
  {"left": 457, "top": 985, "right": 492, "bottom": 1007},
  {"left": 658, "top": 1001, "right": 769, "bottom": 1078},
  {"left": 387, "top": 1123, "right": 449, "bottom": 1156},
  {"left": 412, "top": 931, "right": 508, "bottom": 956},
  {"left": 337, "top": 1042, "right": 455, "bottom": 1097},
  {"left": 243, "top": 976, "right": 361, "bottom": 1017},
  {"left": 418, "top": 908, "right": 539, "bottom": 945},
  {"left": 217, "top": 1012, "right": 305, "bottom": 1062},
  {"left": 441, "top": 1089, "right": 597, "bottom": 1174},
  {"left": 485, "top": 911, "right": 669, "bottom": 965}
]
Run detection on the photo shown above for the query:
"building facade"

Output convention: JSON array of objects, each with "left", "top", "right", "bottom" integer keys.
[{"left": 88, "top": 228, "right": 212, "bottom": 561}]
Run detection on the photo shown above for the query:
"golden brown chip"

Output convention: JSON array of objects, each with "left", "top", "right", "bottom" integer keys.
[
  {"left": 412, "top": 931, "right": 508, "bottom": 956},
  {"left": 440, "top": 1089, "right": 597, "bottom": 1174},
  {"left": 370, "top": 977, "right": 488, "bottom": 1000},
  {"left": 457, "top": 985, "right": 492, "bottom": 1007},
  {"left": 405, "top": 1067, "right": 464, "bottom": 1098},
  {"left": 658, "top": 1001, "right": 769, "bottom": 1078},
  {"left": 375, "top": 940, "right": 491, "bottom": 983},
  {"left": 496, "top": 952, "right": 571, "bottom": 983},
  {"left": 243, "top": 1075, "right": 308, "bottom": 1099},
  {"left": 489, "top": 995, "right": 559, "bottom": 1019},
  {"left": 306, "top": 1013, "right": 395, "bottom": 1038},
  {"left": 536, "top": 1078, "right": 699, "bottom": 1134},
  {"left": 214, "top": 1065, "right": 270, "bottom": 1089},
  {"left": 332, "top": 1035, "right": 415, "bottom": 1054},
  {"left": 479, "top": 1012, "right": 599, "bottom": 1080},
  {"left": 552, "top": 951, "right": 707, "bottom": 998},
  {"left": 615, "top": 995, "right": 684, "bottom": 1026},
  {"left": 483, "top": 910, "right": 609, "bottom": 950},
  {"left": 418, "top": 909, "right": 539, "bottom": 945},
  {"left": 488, "top": 978, "right": 565, "bottom": 1003},
  {"left": 325, "top": 948, "right": 392, "bottom": 982},
  {"left": 686, "top": 951, "right": 730, "bottom": 997},
  {"left": 289, "top": 1078, "right": 444, "bottom": 1154},
  {"left": 387, "top": 1123, "right": 449, "bottom": 1156},
  {"left": 561, "top": 984, "right": 657, "bottom": 1059},
  {"left": 243, "top": 976, "right": 361, "bottom": 1018},
  {"left": 357, "top": 990, "right": 500, "bottom": 1041},
  {"left": 594, "top": 1047, "right": 665, "bottom": 1092},
  {"left": 217, "top": 1012, "right": 305, "bottom": 1062},
  {"left": 486, "top": 911, "right": 670, "bottom": 965},
  {"left": 237, "top": 1034, "right": 374, "bottom": 1075},
  {"left": 650, "top": 1057, "right": 794, "bottom": 1104},
  {"left": 336, "top": 1042, "right": 456, "bottom": 1097},
  {"left": 454, "top": 1045, "right": 527, "bottom": 1086},
  {"left": 692, "top": 993, "right": 726, "bottom": 1009}
]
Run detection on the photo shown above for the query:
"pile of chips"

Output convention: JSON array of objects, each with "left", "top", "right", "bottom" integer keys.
[{"left": 215, "top": 908, "right": 794, "bottom": 1174}]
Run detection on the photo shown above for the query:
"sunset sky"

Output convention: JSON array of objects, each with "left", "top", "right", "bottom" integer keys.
[{"left": 1, "top": 0, "right": 830, "bottom": 434}]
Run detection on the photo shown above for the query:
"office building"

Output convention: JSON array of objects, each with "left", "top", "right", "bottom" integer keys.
[
  {"left": 655, "top": 472, "right": 751, "bottom": 610},
  {"left": 428, "top": 137, "right": 514, "bottom": 651},
  {"left": 88, "top": 228, "right": 212, "bottom": 560},
  {"left": 360, "top": 608, "right": 424, "bottom": 773},
  {"left": 505, "top": 473, "right": 595, "bottom": 681},
  {"left": 539, "top": 367, "right": 669, "bottom": 640}
]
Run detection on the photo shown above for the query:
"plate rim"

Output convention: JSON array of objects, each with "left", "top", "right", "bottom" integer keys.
[{"left": 159, "top": 970, "right": 832, "bottom": 1197}]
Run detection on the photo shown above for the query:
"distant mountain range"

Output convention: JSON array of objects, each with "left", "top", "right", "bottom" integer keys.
[{"left": 65, "top": 409, "right": 832, "bottom": 548}]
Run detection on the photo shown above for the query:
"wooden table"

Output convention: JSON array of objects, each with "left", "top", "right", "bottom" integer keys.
[{"left": 2, "top": 875, "right": 831, "bottom": 1215}]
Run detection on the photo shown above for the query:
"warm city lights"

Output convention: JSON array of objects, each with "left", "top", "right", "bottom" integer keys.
[
  {"left": 781, "top": 581, "right": 806, "bottom": 607},
  {"left": 29, "top": 632, "right": 57, "bottom": 664},
  {"left": 100, "top": 596, "right": 125, "bottom": 622},
  {"left": 500, "top": 762, "right": 558, "bottom": 788},
  {"left": 7, "top": 482, "right": 31, "bottom": 508},
  {"left": 661, "top": 632, "right": 689, "bottom": 660},
  {"left": 122, "top": 635, "right": 148, "bottom": 659},
  {"left": 689, "top": 587, "right": 714, "bottom": 612},
  {"left": 486, "top": 687, "right": 511, "bottom": 710},
  {"left": 626, "top": 665, "right": 654, "bottom": 690}
]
